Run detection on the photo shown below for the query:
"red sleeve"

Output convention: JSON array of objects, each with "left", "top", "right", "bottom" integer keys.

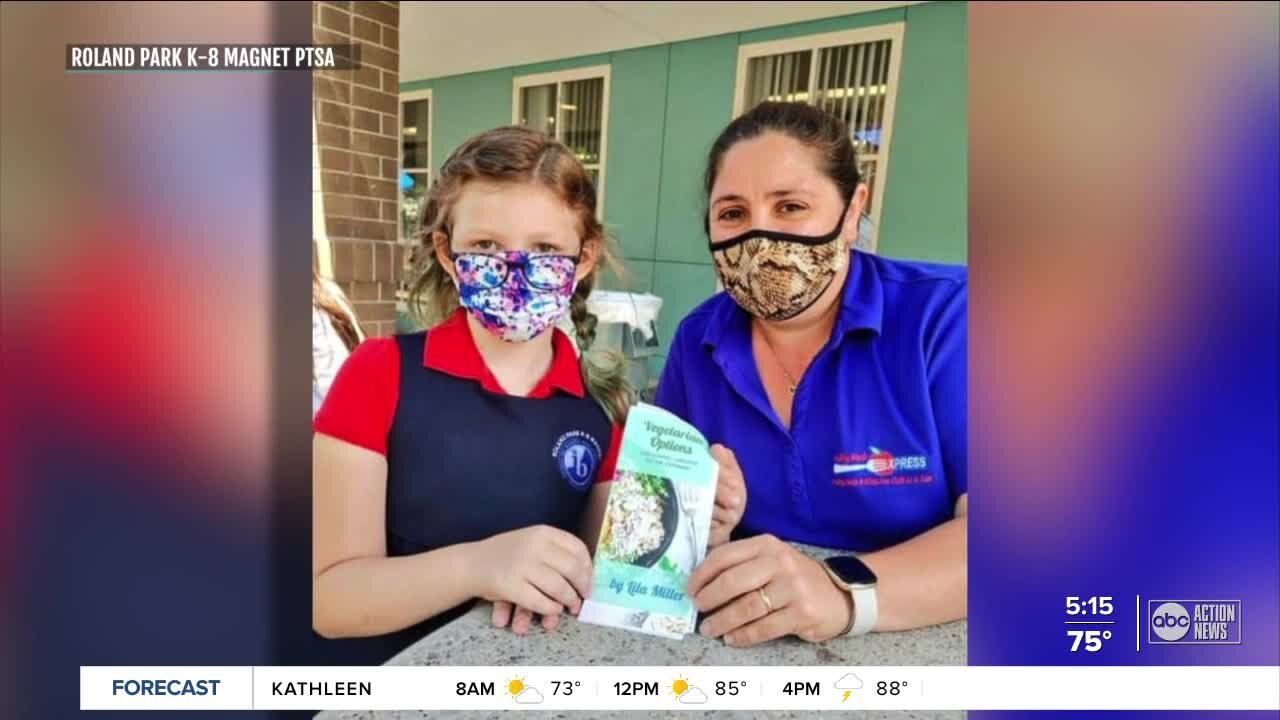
[
  {"left": 313, "top": 337, "right": 400, "bottom": 455},
  {"left": 595, "top": 423, "right": 623, "bottom": 483}
]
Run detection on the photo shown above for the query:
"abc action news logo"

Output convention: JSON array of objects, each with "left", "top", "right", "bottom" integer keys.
[{"left": 1148, "top": 600, "right": 1242, "bottom": 644}]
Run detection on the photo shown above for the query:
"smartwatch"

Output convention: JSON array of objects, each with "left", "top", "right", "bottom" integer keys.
[{"left": 821, "top": 555, "right": 879, "bottom": 636}]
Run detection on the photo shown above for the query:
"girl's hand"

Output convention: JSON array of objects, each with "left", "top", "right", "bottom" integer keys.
[
  {"left": 490, "top": 601, "right": 563, "bottom": 634},
  {"left": 709, "top": 444, "right": 747, "bottom": 547},
  {"left": 469, "top": 525, "right": 594, "bottom": 619},
  {"left": 688, "top": 534, "right": 853, "bottom": 647}
]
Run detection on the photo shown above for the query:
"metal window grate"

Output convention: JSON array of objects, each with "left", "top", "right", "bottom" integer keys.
[
  {"left": 514, "top": 67, "right": 610, "bottom": 214},
  {"left": 742, "top": 38, "right": 896, "bottom": 218}
]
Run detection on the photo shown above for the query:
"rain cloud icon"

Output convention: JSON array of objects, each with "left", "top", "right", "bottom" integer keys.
[{"left": 835, "top": 673, "right": 864, "bottom": 690}]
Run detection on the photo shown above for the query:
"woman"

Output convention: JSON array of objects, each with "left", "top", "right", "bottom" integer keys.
[{"left": 658, "top": 102, "right": 967, "bottom": 646}]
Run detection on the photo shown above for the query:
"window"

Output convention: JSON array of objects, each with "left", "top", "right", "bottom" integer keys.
[
  {"left": 513, "top": 65, "right": 610, "bottom": 214},
  {"left": 734, "top": 26, "right": 905, "bottom": 251},
  {"left": 399, "top": 89, "right": 432, "bottom": 243}
]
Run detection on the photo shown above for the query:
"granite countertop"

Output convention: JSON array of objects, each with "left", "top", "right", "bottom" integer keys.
[{"left": 321, "top": 544, "right": 966, "bottom": 720}]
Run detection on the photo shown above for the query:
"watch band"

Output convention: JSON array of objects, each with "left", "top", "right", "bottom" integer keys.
[
  {"left": 846, "top": 583, "right": 878, "bottom": 636},
  {"left": 822, "top": 559, "right": 879, "bottom": 637}
]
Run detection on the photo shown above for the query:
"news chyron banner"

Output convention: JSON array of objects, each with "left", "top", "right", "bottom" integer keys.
[{"left": 66, "top": 44, "right": 359, "bottom": 72}]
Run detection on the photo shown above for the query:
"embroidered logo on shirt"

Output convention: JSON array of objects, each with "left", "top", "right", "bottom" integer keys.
[
  {"left": 832, "top": 446, "right": 932, "bottom": 487},
  {"left": 552, "top": 431, "right": 602, "bottom": 491}
]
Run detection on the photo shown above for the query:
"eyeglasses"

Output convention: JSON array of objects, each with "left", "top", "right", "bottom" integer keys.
[{"left": 450, "top": 250, "right": 578, "bottom": 291}]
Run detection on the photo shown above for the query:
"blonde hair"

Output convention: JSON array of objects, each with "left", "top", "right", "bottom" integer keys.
[
  {"left": 312, "top": 269, "right": 363, "bottom": 352},
  {"left": 406, "top": 125, "right": 632, "bottom": 423}
]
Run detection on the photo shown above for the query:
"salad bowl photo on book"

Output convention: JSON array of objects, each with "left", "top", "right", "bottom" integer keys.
[
  {"left": 579, "top": 404, "right": 717, "bottom": 639},
  {"left": 597, "top": 472, "right": 678, "bottom": 569}
]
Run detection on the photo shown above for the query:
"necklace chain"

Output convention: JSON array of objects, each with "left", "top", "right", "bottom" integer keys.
[{"left": 758, "top": 329, "right": 802, "bottom": 394}]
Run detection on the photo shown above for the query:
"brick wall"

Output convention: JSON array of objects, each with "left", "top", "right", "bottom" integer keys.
[{"left": 313, "top": 1, "right": 403, "bottom": 338}]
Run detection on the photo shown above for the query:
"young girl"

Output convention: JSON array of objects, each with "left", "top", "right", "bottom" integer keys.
[{"left": 312, "top": 126, "right": 633, "bottom": 643}]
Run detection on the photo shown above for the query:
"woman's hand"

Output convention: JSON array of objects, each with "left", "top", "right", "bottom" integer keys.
[
  {"left": 490, "top": 601, "right": 564, "bottom": 635},
  {"left": 709, "top": 444, "right": 747, "bottom": 547},
  {"left": 688, "top": 534, "right": 852, "bottom": 647},
  {"left": 468, "top": 525, "right": 594, "bottom": 621}
]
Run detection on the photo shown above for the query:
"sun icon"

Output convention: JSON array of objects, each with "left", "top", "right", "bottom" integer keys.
[
  {"left": 670, "top": 675, "right": 690, "bottom": 698},
  {"left": 506, "top": 676, "right": 526, "bottom": 698}
]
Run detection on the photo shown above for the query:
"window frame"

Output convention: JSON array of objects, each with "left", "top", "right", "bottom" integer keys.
[
  {"left": 512, "top": 64, "right": 612, "bottom": 218},
  {"left": 398, "top": 87, "right": 433, "bottom": 245},
  {"left": 733, "top": 25, "right": 906, "bottom": 250}
]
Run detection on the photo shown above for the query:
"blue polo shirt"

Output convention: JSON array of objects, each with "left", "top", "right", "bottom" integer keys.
[{"left": 655, "top": 250, "right": 966, "bottom": 552}]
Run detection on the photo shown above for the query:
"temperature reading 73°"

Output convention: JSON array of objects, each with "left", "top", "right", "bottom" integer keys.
[{"left": 550, "top": 681, "right": 580, "bottom": 696}]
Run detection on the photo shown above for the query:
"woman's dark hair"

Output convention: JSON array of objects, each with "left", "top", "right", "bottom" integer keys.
[{"left": 703, "top": 101, "right": 861, "bottom": 234}]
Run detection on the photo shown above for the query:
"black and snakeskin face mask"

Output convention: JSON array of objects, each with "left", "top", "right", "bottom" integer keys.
[{"left": 708, "top": 199, "right": 852, "bottom": 321}]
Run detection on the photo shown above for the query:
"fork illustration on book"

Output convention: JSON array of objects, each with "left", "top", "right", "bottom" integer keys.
[{"left": 675, "top": 482, "right": 703, "bottom": 564}]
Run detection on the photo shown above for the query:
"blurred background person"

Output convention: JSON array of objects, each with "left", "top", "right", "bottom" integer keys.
[{"left": 313, "top": 269, "right": 364, "bottom": 417}]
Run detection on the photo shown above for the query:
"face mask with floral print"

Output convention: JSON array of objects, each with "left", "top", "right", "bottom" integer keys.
[{"left": 451, "top": 250, "right": 579, "bottom": 342}]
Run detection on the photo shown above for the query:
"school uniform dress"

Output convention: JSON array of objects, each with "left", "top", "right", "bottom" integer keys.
[
  {"left": 655, "top": 250, "right": 967, "bottom": 553},
  {"left": 313, "top": 308, "right": 621, "bottom": 659}
]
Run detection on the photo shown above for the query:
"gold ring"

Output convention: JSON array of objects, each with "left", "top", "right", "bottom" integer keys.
[{"left": 758, "top": 587, "right": 774, "bottom": 613}]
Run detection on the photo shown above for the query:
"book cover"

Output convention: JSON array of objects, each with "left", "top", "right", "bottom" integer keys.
[{"left": 578, "top": 403, "right": 717, "bottom": 639}]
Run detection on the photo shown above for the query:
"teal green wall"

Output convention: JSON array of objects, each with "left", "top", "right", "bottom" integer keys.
[
  {"left": 405, "top": 69, "right": 509, "bottom": 177},
  {"left": 879, "top": 1, "right": 967, "bottom": 263},
  {"left": 653, "top": 34, "right": 738, "bottom": 266},
  {"left": 401, "top": 1, "right": 967, "bottom": 372},
  {"left": 603, "top": 45, "right": 668, "bottom": 282}
]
